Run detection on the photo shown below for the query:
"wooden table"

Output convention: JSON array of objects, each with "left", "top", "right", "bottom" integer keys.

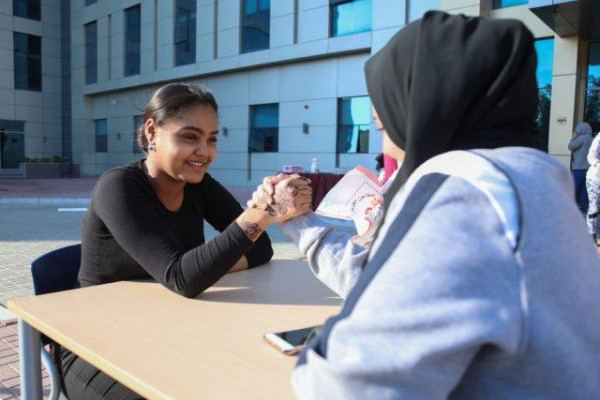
[{"left": 8, "top": 259, "right": 341, "bottom": 399}]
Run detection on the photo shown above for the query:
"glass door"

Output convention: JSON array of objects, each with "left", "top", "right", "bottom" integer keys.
[
  {"left": 585, "top": 42, "right": 600, "bottom": 133},
  {"left": 0, "top": 120, "right": 25, "bottom": 169}
]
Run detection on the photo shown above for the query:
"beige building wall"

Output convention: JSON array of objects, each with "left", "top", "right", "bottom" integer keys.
[
  {"left": 0, "top": 0, "right": 63, "bottom": 162},
  {"left": 71, "top": 0, "right": 592, "bottom": 178},
  {"left": 71, "top": 0, "right": 402, "bottom": 181}
]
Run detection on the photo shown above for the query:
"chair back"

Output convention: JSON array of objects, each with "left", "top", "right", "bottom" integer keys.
[{"left": 31, "top": 244, "right": 81, "bottom": 295}]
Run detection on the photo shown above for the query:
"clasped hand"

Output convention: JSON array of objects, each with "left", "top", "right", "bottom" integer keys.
[{"left": 247, "top": 173, "right": 313, "bottom": 223}]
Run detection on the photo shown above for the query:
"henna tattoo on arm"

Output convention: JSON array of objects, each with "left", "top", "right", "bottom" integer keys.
[
  {"left": 269, "top": 184, "right": 299, "bottom": 216},
  {"left": 240, "top": 218, "right": 263, "bottom": 241}
]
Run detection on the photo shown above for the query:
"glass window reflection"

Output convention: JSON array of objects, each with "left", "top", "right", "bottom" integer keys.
[
  {"left": 249, "top": 104, "right": 279, "bottom": 152},
  {"left": 586, "top": 42, "right": 600, "bottom": 133},
  {"left": 13, "top": 32, "right": 42, "bottom": 91},
  {"left": 85, "top": 22, "right": 97, "bottom": 84},
  {"left": 337, "top": 97, "right": 370, "bottom": 154},
  {"left": 175, "top": 0, "right": 196, "bottom": 66},
  {"left": 133, "top": 115, "right": 143, "bottom": 153},
  {"left": 241, "top": 0, "right": 270, "bottom": 54},
  {"left": 408, "top": 0, "right": 439, "bottom": 22},
  {"left": 0, "top": 120, "right": 25, "bottom": 169},
  {"left": 13, "top": 0, "right": 40, "bottom": 20},
  {"left": 125, "top": 5, "right": 141, "bottom": 76},
  {"left": 330, "top": 0, "right": 372, "bottom": 37},
  {"left": 535, "top": 38, "right": 554, "bottom": 147},
  {"left": 493, "top": 0, "right": 527, "bottom": 9},
  {"left": 95, "top": 119, "right": 108, "bottom": 153}
]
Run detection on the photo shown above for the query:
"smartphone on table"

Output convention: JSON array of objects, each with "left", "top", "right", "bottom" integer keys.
[{"left": 264, "top": 325, "right": 323, "bottom": 356}]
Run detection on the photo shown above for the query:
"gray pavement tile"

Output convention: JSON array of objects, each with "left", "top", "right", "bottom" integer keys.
[{"left": 0, "top": 202, "right": 356, "bottom": 306}]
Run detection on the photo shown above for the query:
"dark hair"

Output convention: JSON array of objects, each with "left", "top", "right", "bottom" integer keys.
[
  {"left": 375, "top": 153, "right": 384, "bottom": 171},
  {"left": 136, "top": 83, "right": 218, "bottom": 153}
]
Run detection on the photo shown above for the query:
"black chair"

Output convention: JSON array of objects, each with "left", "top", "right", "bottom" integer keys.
[
  {"left": 30, "top": 243, "right": 81, "bottom": 400},
  {"left": 31, "top": 244, "right": 81, "bottom": 296}
]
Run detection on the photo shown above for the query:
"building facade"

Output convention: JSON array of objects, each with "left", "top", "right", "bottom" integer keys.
[
  {"left": 1, "top": 0, "right": 599, "bottom": 184},
  {"left": 0, "top": 0, "right": 66, "bottom": 171}
]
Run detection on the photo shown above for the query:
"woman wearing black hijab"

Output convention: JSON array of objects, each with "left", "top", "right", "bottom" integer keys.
[{"left": 253, "top": 11, "right": 600, "bottom": 398}]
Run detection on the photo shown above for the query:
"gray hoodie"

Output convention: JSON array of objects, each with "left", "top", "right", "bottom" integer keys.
[
  {"left": 568, "top": 122, "right": 593, "bottom": 170},
  {"left": 282, "top": 148, "right": 600, "bottom": 400}
]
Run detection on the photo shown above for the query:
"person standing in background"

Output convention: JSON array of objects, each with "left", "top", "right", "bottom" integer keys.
[{"left": 568, "top": 122, "right": 593, "bottom": 213}]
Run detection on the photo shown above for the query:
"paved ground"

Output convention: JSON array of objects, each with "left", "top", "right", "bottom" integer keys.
[
  {"left": 0, "top": 205, "right": 307, "bottom": 307},
  {"left": 0, "top": 177, "right": 353, "bottom": 399},
  {"left": 0, "top": 178, "right": 332, "bottom": 307},
  {"left": 0, "top": 320, "right": 51, "bottom": 399}
]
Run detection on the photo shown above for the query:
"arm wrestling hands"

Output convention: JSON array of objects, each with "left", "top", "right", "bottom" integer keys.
[{"left": 247, "top": 173, "right": 313, "bottom": 223}]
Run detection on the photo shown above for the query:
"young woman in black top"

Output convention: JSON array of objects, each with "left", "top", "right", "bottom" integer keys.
[{"left": 55, "top": 83, "right": 312, "bottom": 400}]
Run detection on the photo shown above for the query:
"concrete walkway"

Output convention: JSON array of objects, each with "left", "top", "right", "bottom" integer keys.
[
  {"left": 0, "top": 178, "right": 98, "bottom": 398},
  {"left": 0, "top": 177, "right": 256, "bottom": 205},
  {"left": 0, "top": 177, "right": 320, "bottom": 399},
  {"left": 0, "top": 320, "right": 51, "bottom": 399}
]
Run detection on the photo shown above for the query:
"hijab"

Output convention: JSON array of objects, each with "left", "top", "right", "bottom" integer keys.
[{"left": 364, "top": 11, "right": 545, "bottom": 210}]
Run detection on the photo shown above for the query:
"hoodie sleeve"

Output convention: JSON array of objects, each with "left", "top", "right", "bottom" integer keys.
[
  {"left": 587, "top": 134, "right": 600, "bottom": 166},
  {"left": 280, "top": 212, "right": 368, "bottom": 299}
]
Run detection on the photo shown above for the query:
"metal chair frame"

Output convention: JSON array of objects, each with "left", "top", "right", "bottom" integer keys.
[{"left": 30, "top": 244, "right": 81, "bottom": 400}]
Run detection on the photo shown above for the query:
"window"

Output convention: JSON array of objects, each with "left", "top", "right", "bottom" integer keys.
[
  {"left": 241, "top": 0, "right": 270, "bottom": 53},
  {"left": 124, "top": 5, "right": 141, "bottom": 76},
  {"left": 133, "top": 115, "right": 143, "bottom": 153},
  {"left": 337, "top": 96, "right": 370, "bottom": 153},
  {"left": 585, "top": 42, "right": 600, "bottom": 133},
  {"left": 95, "top": 119, "right": 108, "bottom": 153},
  {"left": 85, "top": 0, "right": 97, "bottom": 5},
  {"left": 13, "top": 0, "right": 40, "bottom": 20},
  {"left": 13, "top": 32, "right": 41, "bottom": 91},
  {"left": 174, "top": 0, "right": 196, "bottom": 66},
  {"left": 0, "top": 120, "right": 25, "bottom": 169},
  {"left": 85, "top": 22, "right": 97, "bottom": 84},
  {"left": 492, "top": 0, "right": 527, "bottom": 9},
  {"left": 408, "top": 0, "right": 439, "bottom": 22},
  {"left": 249, "top": 104, "right": 278, "bottom": 152},
  {"left": 534, "top": 38, "right": 554, "bottom": 147},
  {"left": 330, "top": 0, "right": 371, "bottom": 37}
]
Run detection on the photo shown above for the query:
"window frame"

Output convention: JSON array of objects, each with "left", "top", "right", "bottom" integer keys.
[
  {"left": 329, "top": 0, "right": 372, "bottom": 38},
  {"left": 492, "top": 0, "right": 528, "bottom": 10},
  {"left": 13, "top": 0, "right": 41, "bottom": 21},
  {"left": 174, "top": 0, "right": 197, "bottom": 66},
  {"left": 336, "top": 96, "right": 371, "bottom": 154},
  {"left": 585, "top": 41, "right": 600, "bottom": 133},
  {"left": 13, "top": 32, "right": 42, "bottom": 91},
  {"left": 124, "top": 4, "right": 141, "bottom": 77},
  {"left": 534, "top": 37, "right": 554, "bottom": 148},
  {"left": 132, "top": 115, "right": 143, "bottom": 154},
  {"left": 85, "top": 21, "right": 98, "bottom": 84},
  {"left": 248, "top": 103, "right": 279, "bottom": 153},
  {"left": 241, "top": 0, "right": 271, "bottom": 54},
  {"left": 95, "top": 119, "right": 108, "bottom": 153}
]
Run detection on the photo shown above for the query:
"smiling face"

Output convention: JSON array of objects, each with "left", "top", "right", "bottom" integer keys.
[{"left": 145, "top": 104, "right": 219, "bottom": 184}]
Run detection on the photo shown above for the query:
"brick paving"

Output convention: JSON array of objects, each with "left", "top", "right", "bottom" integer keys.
[
  {"left": 0, "top": 179, "right": 311, "bottom": 306},
  {"left": 0, "top": 319, "right": 51, "bottom": 399},
  {"left": 0, "top": 177, "right": 352, "bottom": 398}
]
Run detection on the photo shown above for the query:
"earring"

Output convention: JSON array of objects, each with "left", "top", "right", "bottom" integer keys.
[{"left": 148, "top": 143, "right": 156, "bottom": 152}]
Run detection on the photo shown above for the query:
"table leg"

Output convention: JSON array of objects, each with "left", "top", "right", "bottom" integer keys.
[{"left": 18, "top": 319, "right": 42, "bottom": 400}]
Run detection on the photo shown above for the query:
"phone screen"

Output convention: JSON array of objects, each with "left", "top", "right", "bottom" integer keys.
[{"left": 275, "top": 325, "right": 323, "bottom": 347}]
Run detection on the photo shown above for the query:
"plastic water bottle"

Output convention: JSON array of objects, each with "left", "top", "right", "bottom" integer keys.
[{"left": 310, "top": 157, "right": 320, "bottom": 173}]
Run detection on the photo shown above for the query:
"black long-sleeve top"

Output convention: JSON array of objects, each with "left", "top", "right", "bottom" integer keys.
[{"left": 79, "top": 161, "right": 273, "bottom": 298}]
